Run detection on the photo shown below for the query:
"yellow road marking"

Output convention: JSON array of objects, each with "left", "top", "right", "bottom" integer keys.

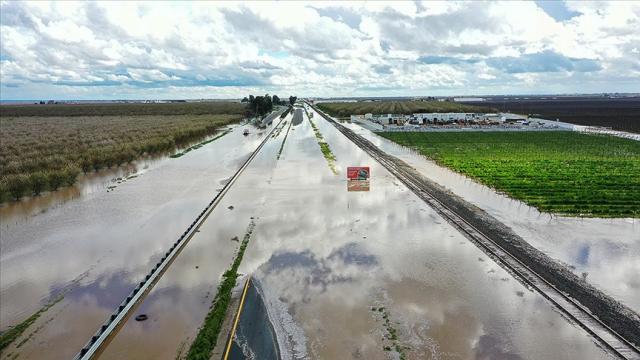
[{"left": 223, "top": 276, "right": 251, "bottom": 360}]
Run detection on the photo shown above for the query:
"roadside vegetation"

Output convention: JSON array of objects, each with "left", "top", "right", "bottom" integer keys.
[
  {"left": 371, "top": 306, "right": 407, "bottom": 360},
  {"left": 308, "top": 116, "right": 338, "bottom": 174},
  {"left": 186, "top": 220, "right": 255, "bottom": 360},
  {"left": 170, "top": 130, "right": 231, "bottom": 158},
  {"left": 317, "top": 100, "right": 492, "bottom": 118},
  {"left": 0, "top": 295, "right": 64, "bottom": 353},
  {"left": 379, "top": 131, "right": 640, "bottom": 218},
  {"left": 0, "top": 112, "right": 241, "bottom": 202}
]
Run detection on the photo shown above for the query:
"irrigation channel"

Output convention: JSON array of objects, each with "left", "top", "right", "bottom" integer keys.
[
  {"left": 0, "top": 106, "right": 634, "bottom": 359},
  {"left": 311, "top": 103, "right": 640, "bottom": 358}
]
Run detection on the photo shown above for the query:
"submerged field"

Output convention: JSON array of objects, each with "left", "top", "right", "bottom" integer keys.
[
  {"left": 317, "top": 100, "right": 492, "bottom": 118},
  {"left": 379, "top": 131, "right": 640, "bottom": 217},
  {"left": 0, "top": 102, "right": 244, "bottom": 202}
]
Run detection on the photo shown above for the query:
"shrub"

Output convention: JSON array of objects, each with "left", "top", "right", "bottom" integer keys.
[
  {"left": 29, "top": 171, "right": 49, "bottom": 195},
  {"left": 47, "top": 170, "right": 66, "bottom": 191},
  {"left": 5, "top": 174, "right": 30, "bottom": 199},
  {"left": 62, "top": 164, "right": 80, "bottom": 186}
]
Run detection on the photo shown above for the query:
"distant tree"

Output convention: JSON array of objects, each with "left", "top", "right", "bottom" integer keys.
[
  {"left": 241, "top": 97, "right": 249, "bottom": 103},
  {"left": 272, "top": 95, "right": 280, "bottom": 105},
  {"left": 244, "top": 94, "right": 277, "bottom": 116},
  {"left": 264, "top": 94, "right": 272, "bottom": 111},
  {"left": 289, "top": 96, "right": 297, "bottom": 106}
]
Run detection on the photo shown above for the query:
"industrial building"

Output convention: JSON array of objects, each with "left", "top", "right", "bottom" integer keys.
[{"left": 350, "top": 112, "right": 528, "bottom": 125}]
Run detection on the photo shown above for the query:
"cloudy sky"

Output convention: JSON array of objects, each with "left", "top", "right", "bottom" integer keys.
[{"left": 1, "top": 1, "right": 639, "bottom": 100}]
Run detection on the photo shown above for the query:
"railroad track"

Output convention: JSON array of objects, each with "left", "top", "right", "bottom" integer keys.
[
  {"left": 74, "top": 109, "right": 286, "bottom": 360},
  {"left": 309, "top": 102, "right": 640, "bottom": 360}
]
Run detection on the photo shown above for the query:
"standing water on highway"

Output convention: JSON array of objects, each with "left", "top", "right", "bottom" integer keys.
[
  {"left": 0, "top": 123, "right": 269, "bottom": 359},
  {"left": 100, "top": 108, "right": 614, "bottom": 359},
  {"left": 345, "top": 121, "right": 640, "bottom": 312}
]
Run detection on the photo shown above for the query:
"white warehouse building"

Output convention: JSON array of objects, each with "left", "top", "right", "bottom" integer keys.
[{"left": 349, "top": 112, "right": 531, "bottom": 125}]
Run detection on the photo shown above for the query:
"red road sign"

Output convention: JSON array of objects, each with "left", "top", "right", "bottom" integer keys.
[
  {"left": 347, "top": 180, "right": 370, "bottom": 192},
  {"left": 347, "top": 166, "right": 370, "bottom": 180}
]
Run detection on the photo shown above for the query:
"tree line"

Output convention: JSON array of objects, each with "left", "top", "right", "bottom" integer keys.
[{"left": 241, "top": 95, "right": 297, "bottom": 117}]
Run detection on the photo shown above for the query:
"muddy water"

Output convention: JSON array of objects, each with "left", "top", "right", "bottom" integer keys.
[
  {"left": 100, "top": 108, "right": 612, "bottom": 359},
  {"left": 0, "top": 131, "right": 229, "bottom": 225},
  {"left": 2, "top": 110, "right": 617, "bottom": 359},
  {"left": 0, "top": 123, "right": 269, "bottom": 359},
  {"left": 97, "top": 116, "right": 290, "bottom": 359},
  {"left": 344, "top": 121, "right": 640, "bottom": 312},
  {"left": 235, "top": 109, "right": 614, "bottom": 359}
]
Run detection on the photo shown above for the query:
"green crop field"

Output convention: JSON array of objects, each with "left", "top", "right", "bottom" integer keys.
[
  {"left": 379, "top": 131, "right": 640, "bottom": 218},
  {"left": 0, "top": 103, "right": 243, "bottom": 202},
  {"left": 317, "top": 100, "right": 492, "bottom": 118}
]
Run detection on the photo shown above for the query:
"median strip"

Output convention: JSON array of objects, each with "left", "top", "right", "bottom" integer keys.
[
  {"left": 277, "top": 120, "right": 293, "bottom": 160},
  {"left": 186, "top": 219, "right": 255, "bottom": 360},
  {"left": 0, "top": 295, "right": 64, "bottom": 352},
  {"left": 308, "top": 116, "right": 338, "bottom": 174}
]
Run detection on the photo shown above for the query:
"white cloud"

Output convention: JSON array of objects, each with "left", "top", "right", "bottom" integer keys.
[{"left": 0, "top": 1, "right": 638, "bottom": 99}]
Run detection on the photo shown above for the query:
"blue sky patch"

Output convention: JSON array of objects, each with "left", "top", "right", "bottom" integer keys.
[
  {"left": 418, "top": 56, "right": 480, "bottom": 65},
  {"left": 535, "top": 0, "right": 580, "bottom": 21},
  {"left": 486, "top": 50, "right": 601, "bottom": 73}
]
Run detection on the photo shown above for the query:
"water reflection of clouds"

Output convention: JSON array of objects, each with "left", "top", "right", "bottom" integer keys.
[
  {"left": 243, "top": 113, "right": 609, "bottom": 359},
  {"left": 0, "top": 127, "right": 264, "bottom": 334},
  {"left": 257, "top": 243, "right": 378, "bottom": 294}
]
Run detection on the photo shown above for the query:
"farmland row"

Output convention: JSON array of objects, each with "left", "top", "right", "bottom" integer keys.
[
  {"left": 0, "top": 114, "right": 242, "bottom": 202},
  {"left": 0, "top": 102, "right": 246, "bottom": 117},
  {"left": 378, "top": 131, "right": 640, "bottom": 217},
  {"left": 316, "top": 100, "right": 492, "bottom": 118}
]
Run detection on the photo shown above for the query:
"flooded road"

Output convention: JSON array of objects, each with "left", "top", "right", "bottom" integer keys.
[
  {"left": 0, "top": 123, "right": 270, "bottom": 359},
  {"left": 1, "top": 108, "right": 619, "bottom": 359},
  {"left": 103, "top": 107, "right": 611, "bottom": 359},
  {"left": 345, "top": 121, "right": 640, "bottom": 313}
]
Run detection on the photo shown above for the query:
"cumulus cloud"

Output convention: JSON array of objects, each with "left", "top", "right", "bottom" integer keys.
[{"left": 0, "top": 1, "right": 638, "bottom": 99}]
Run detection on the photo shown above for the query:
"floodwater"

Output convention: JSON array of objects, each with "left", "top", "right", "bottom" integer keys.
[
  {"left": 0, "top": 123, "right": 270, "bottom": 359},
  {"left": 103, "top": 107, "right": 610, "bottom": 359},
  {"left": 1, "top": 109, "right": 617, "bottom": 359},
  {"left": 227, "top": 279, "right": 280, "bottom": 360},
  {"left": 345, "top": 121, "right": 640, "bottom": 312}
]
